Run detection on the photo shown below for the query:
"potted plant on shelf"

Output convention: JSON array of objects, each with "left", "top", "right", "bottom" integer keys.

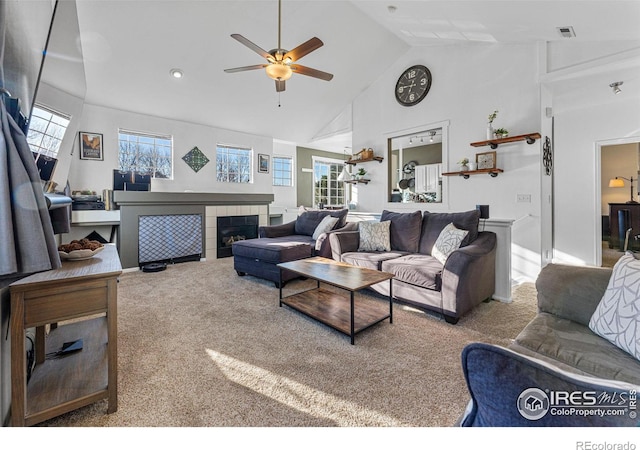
[
  {"left": 458, "top": 157, "right": 469, "bottom": 171},
  {"left": 356, "top": 167, "right": 367, "bottom": 180},
  {"left": 494, "top": 128, "right": 509, "bottom": 139},
  {"left": 487, "top": 110, "right": 498, "bottom": 139}
]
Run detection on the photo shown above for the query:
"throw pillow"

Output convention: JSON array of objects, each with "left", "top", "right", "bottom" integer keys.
[
  {"left": 419, "top": 210, "right": 480, "bottom": 255},
  {"left": 431, "top": 222, "right": 468, "bottom": 265},
  {"left": 589, "top": 252, "right": 640, "bottom": 361},
  {"left": 358, "top": 220, "right": 391, "bottom": 252},
  {"left": 294, "top": 209, "right": 348, "bottom": 235},
  {"left": 312, "top": 215, "right": 339, "bottom": 240},
  {"left": 380, "top": 210, "right": 422, "bottom": 253}
]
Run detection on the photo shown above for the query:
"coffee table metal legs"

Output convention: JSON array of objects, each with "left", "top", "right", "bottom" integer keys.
[
  {"left": 350, "top": 291, "right": 355, "bottom": 345},
  {"left": 389, "top": 278, "right": 393, "bottom": 324},
  {"left": 278, "top": 268, "right": 283, "bottom": 306}
]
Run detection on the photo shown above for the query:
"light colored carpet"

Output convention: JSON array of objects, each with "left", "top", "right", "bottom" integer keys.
[{"left": 38, "top": 257, "right": 537, "bottom": 427}]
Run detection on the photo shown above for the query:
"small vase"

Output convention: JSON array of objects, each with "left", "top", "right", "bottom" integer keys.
[
  {"left": 468, "top": 162, "right": 477, "bottom": 171},
  {"left": 486, "top": 124, "right": 494, "bottom": 140},
  {"left": 460, "top": 164, "right": 469, "bottom": 172}
]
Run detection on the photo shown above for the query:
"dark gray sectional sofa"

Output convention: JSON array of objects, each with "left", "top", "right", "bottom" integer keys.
[{"left": 329, "top": 209, "right": 497, "bottom": 323}]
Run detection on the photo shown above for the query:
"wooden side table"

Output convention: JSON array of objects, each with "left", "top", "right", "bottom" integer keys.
[{"left": 10, "top": 244, "right": 122, "bottom": 426}]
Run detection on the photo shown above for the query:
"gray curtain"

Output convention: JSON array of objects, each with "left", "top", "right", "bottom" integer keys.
[{"left": 0, "top": 97, "right": 61, "bottom": 277}]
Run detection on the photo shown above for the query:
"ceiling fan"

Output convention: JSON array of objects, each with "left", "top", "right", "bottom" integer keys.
[{"left": 224, "top": 0, "right": 333, "bottom": 92}]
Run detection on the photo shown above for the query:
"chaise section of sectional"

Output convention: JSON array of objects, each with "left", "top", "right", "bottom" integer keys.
[{"left": 231, "top": 208, "right": 355, "bottom": 287}]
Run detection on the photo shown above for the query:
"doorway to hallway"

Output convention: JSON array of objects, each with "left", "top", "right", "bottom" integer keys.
[{"left": 599, "top": 140, "right": 640, "bottom": 267}]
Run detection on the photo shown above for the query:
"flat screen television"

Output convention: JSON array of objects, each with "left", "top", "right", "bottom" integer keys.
[{"left": 113, "top": 169, "right": 150, "bottom": 191}]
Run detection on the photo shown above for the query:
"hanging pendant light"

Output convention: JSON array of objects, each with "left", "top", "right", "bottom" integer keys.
[{"left": 337, "top": 147, "right": 351, "bottom": 181}]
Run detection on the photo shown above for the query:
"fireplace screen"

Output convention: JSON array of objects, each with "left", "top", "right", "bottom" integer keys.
[{"left": 138, "top": 214, "right": 202, "bottom": 265}]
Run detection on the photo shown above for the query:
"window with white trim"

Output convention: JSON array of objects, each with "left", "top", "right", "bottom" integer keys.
[
  {"left": 26, "top": 104, "right": 71, "bottom": 158},
  {"left": 272, "top": 156, "right": 293, "bottom": 186},
  {"left": 216, "top": 144, "right": 252, "bottom": 183},
  {"left": 118, "top": 129, "right": 172, "bottom": 178},
  {"left": 313, "top": 157, "right": 346, "bottom": 208}
]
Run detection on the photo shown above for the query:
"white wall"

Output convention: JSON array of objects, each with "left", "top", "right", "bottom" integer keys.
[
  {"left": 67, "top": 104, "right": 275, "bottom": 195},
  {"left": 272, "top": 140, "right": 297, "bottom": 207},
  {"left": 352, "top": 43, "right": 542, "bottom": 281},
  {"left": 552, "top": 95, "right": 640, "bottom": 266}
]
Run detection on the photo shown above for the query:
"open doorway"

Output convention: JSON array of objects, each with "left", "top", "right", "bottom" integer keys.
[{"left": 599, "top": 140, "right": 640, "bottom": 267}]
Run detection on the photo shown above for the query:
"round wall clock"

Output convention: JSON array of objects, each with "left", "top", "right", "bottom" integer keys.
[{"left": 395, "top": 65, "right": 432, "bottom": 107}]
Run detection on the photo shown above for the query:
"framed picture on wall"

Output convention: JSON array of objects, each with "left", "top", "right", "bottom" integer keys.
[
  {"left": 258, "top": 154, "right": 269, "bottom": 173},
  {"left": 476, "top": 151, "right": 496, "bottom": 170},
  {"left": 79, "top": 132, "right": 104, "bottom": 160}
]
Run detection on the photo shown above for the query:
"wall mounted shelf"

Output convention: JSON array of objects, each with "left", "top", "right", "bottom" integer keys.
[
  {"left": 345, "top": 156, "right": 383, "bottom": 165},
  {"left": 470, "top": 132, "right": 541, "bottom": 149},
  {"left": 442, "top": 168, "right": 504, "bottom": 179},
  {"left": 344, "top": 178, "right": 371, "bottom": 185}
]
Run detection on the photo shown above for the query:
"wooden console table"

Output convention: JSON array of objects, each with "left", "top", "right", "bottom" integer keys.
[{"left": 10, "top": 244, "right": 122, "bottom": 426}]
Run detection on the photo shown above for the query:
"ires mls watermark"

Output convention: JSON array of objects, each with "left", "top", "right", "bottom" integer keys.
[{"left": 517, "top": 387, "right": 637, "bottom": 421}]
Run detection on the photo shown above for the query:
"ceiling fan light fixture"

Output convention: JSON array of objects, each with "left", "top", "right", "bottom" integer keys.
[{"left": 266, "top": 63, "right": 293, "bottom": 81}]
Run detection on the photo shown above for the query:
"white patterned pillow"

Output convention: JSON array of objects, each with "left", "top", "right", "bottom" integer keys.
[
  {"left": 312, "top": 215, "right": 338, "bottom": 240},
  {"left": 589, "top": 252, "right": 640, "bottom": 361},
  {"left": 358, "top": 220, "right": 391, "bottom": 252},
  {"left": 431, "top": 222, "right": 468, "bottom": 265}
]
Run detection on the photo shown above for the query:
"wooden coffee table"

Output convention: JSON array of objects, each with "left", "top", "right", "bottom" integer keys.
[{"left": 277, "top": 257, "right": 394, "bottom": 344}]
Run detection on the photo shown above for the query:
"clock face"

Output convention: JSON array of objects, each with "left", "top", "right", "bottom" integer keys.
[{"left": 395, "top": 65, "right": 432, "bottom": 106}]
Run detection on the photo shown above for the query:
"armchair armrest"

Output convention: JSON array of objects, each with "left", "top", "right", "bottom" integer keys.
[
  {"left": 441, "top": 231, "right": 497, "bottom": 317},
  {"left": 328, "top": 230, "right": 360, "bottom": 261},
  {"left": 258, "top": 220, "right": 296, "bottom": 238},
  {"left": 535, "top": 263, "right": 612, "bottom": 326},
  {"left": 459, "top": 342, "right": 638, "bottom": 427},
  {"left": 315, "top": 222, "right": 358, "bottom": 258}
]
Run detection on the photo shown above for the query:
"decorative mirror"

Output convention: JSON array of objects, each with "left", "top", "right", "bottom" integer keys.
[{"left": 387, "top": 122, "right": 448, "bottom": 204}]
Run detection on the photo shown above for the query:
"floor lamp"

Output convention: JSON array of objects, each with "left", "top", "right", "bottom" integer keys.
[{"left": 609, "top": 176, "right": 638, "bottom": 204}]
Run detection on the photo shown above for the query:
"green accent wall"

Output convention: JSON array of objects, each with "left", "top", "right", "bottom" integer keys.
[{"left": 296, "top": 146, "right": 346, "bottom": 208}]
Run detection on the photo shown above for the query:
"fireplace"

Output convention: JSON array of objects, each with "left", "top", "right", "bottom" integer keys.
[{"left": 217, "top": 215, "right": 259, "bottom": 258}]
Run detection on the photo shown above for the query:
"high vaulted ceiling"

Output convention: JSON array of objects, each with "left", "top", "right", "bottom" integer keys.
[{"left": 43, "top": 1, "right": 640, "bottom": 151}]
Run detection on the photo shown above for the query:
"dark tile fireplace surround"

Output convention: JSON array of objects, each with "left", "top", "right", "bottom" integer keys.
[{"left": 217, "top": 215, "right": 259, "bottom": 258}]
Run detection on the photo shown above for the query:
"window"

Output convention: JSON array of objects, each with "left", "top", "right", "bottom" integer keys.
[
  {"left": 26, "top": 104, "right": 71, "bottom": 158},
  {"left": 216, "top": 145, "right": 252, "bottom": 183},
  {"left": 118, "top": 129, "right": 172, "bottom": 178},
  {"left": 272, "top": 156, "right": 293, "bottom": 186},
  {"left": 313, "top": 158, "right": 346, "bottom": 208}
]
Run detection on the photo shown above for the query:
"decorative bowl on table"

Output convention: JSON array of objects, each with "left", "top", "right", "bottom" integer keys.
[{"left": 58, "top": 239, "right": 105, "bottom": 261}]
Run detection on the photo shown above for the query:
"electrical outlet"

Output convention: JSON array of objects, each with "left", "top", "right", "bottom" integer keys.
[{"left": 517, "top": 194, "right": 531, "bottom": 203}]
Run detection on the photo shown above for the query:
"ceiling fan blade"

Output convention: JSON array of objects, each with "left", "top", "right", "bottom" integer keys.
[
  {"left": 275, "top": 80, "right": 286, "bottom": 92},
  {"left": 290, "top": 64, "right": 333, "bottom": 81},
  {"left": 284, "top": 37, "right": 323, "bottom": 62},
  {"left": 224, "top": 64, "right": 268, "bottom": 73},
  {"left": 231, "top": 34, "right": 272, "bottom": 60}
]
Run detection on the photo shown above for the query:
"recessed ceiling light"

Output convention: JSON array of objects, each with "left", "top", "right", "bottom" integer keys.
[{"left": 170, "top": 68, "right": 184, "bottom": 79}]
